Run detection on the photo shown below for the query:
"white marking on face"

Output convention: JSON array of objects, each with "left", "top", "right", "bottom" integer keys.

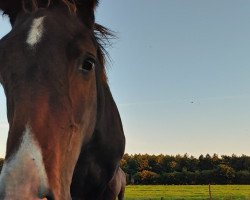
[
  {"left": 26, "top": 17, "right": 45, "bottom": 47},
  {"left": 0, "top": 125, "right": 49, "bottom": 198}
]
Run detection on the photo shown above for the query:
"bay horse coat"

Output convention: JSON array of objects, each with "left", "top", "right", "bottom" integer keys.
[{"left": 0, "top": 0, "right": 125, "bottom": 199}]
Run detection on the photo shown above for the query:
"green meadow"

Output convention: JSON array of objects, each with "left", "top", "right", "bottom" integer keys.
[{"left": 124, "top": 185, "right": 250, "bottom": 200}]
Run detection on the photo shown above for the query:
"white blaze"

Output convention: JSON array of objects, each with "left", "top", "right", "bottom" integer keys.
[
  {"left": 0, "top": 125, "right": 49, "bottom": 198},
  {"left": 26, "top": 17, "right": 45, "bottom": 47}
]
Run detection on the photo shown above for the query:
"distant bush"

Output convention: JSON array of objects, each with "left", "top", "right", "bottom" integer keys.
[
  {"left": 134, "top": 170, "right": 160, "bottom": 185},
  {"left": 235, "top": 170, "right": 250, "bottom": 184}
]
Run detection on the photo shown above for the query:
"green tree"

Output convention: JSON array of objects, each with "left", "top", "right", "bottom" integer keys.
[{"left": 215, "top": 164, "right": 236, "bottom": 184}]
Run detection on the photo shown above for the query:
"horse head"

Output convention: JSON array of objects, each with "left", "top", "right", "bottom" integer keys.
[{"left": 0, "top": 1, "right": 124, "bottom": 199}]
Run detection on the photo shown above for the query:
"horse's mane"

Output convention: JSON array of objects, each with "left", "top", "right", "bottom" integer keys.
[
  {"left": 21, "top": 0, "right": 77, "bottom": 13},
  {"left": 94, "top": 23, "right": 114, "bottom": 83},
  {"left": 19, "top": 0, "right": 111, "bottom": 83}
]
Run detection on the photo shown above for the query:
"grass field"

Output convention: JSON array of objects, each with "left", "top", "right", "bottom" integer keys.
[{"left": 124, "top": 185, "right": 250, "bottom": 200}]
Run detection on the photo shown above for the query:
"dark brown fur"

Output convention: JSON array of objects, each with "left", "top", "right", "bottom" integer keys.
[{"left": 103, "top": 168, "right": 126, "bottom": 200}]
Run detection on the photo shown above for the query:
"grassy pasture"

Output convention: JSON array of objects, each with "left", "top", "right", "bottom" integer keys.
[{"left": 125, "top": 185, "right": 250, "bottom": 200}]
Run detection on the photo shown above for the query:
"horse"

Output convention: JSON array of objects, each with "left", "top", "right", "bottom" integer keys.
[
  {"left": 0, "top": 0, "right": 125, "bottom": 199},
  {"left": 103, "top": 167, "right": 126, "bottom": 200}
]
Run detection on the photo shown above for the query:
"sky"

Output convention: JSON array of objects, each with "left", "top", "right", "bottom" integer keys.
[{"left": 1, "top": 0, "right": 250, "bottom": 158}]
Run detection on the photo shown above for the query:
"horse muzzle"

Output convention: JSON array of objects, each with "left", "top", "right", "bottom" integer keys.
[{"left": 0, "top": 146, "right": 53, "bottom": 200}]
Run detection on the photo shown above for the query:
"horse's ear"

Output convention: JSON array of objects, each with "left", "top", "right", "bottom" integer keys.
[
  {"left": 0, "top": 0, "right": 22, "bottom": 24},
  {"left": 75, "top": 0, "right": 99, "bottom": 28}
]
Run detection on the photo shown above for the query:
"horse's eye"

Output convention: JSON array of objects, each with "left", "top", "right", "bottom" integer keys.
[{"left": 80, "top": 58, "right": 96, "bottom": 72}]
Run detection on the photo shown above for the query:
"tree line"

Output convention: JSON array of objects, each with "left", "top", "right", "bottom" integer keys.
[
  {"left": 1, "top": 154, "right": 250, "bottom": 185},
  {"left": 120, "top": 154, "right": 250, "bottom": 185}
]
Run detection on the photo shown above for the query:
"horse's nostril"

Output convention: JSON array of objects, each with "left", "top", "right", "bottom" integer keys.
[
  {"left": 44, "top": 194, "right": 54, "bottom": 200},
  {"left": 41, "top": 196, "right": 53, "bottom": 200},
  {"left": 39, "top": 191, "right": 54, "bottom": 200}
]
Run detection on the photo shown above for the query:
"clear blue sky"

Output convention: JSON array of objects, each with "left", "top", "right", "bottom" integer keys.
[{"left": 1, "top": 0, "right": 250, "bottom": 158}]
